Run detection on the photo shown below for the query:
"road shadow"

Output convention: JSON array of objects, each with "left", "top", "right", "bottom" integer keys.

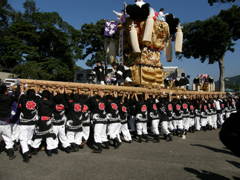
[
  {"left": 184, "top": 167, "right": 230, "bottom": 180},
  {"left": 191, "top": 144, "right": 234, "bottom": 156},
  {"left": 233, "top": 177, "right": 240, "bottom": 180},
  {"left": 226, "top": 160, "right": 240, "bottom": 169}
]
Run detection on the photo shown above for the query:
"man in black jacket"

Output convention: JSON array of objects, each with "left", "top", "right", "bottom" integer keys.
[
  {"left": 93, "top": 62, "right": 105, "bottom": 85},
  {"left": 31, "top": 90, "right": 56, "bottom": 157},
  {"left": 18, "top": 89, "right": 39, "bottom": 162},
  {"left": 65, "top": 94, "right": 83, "bottom": 152},
  {"left": 0, "top": 84, "right": 16, "bottom": 160},
  {"left": 52, "top": 94, "right": 71, "bottom": 153},
  {"left": 91, "top": 91, "right": 109, "bottom": 153}
]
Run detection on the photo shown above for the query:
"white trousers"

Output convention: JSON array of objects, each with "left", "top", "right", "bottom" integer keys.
[
  {"left": 19, "top": 125, "right": 35, "bottom": 154},
  {"left": 120, "top": 123, "right": 132, "bottom": 141},
  {"left": 0, "top": 125, "right": 14, "bottom": 149},
  {"left": 10, "top": 123, "right": 20, "bottom": 142},
  {"left": 168, "top": 121, "right": 175, "bottom": 131},
  {"left": 31, "top": 137, "right": 55, "bottom": 150},
  {"left": 201, "top": 118, "right": 208, "bottom": 127},
  {"left": 172, "top": 120, "right": 183, "bottom": 130},
  {"left": 108, "top": 122, "right": 121, "bottom": 140},
  {"left": 66, "top": 131, "right": 83, "bottom": 145},
  {"left": 94, "top": 123, "right": 108, "bottom": 143},
  {"left": 136, "top": 122, "right": 148, "bottom": 135},
  {"left": 183, "top": 117, "right": 190, "bottom": 131},
  {"left": 207, "top": 116, "right": 213, "bottom": 127},
  {"left": 189, "top": 117, "right": 195, "bottom": 128},
  {"left": 52, "top": 125, "right": 70, "bottom": 148},
  {"left": 195, "top": 117, "right": 201, "bottom": 131},
  {"left": 161, "top": 121, "right": 170, "bottom": 135},
  {"left": 211, "top": 115, "right": 218, "bottom": 129},
  {"left": 82, "top": 126, "right": 90, "bottom": 141},
  {"left": 151, "top": 119, "right": 160, "bottom": 135}
]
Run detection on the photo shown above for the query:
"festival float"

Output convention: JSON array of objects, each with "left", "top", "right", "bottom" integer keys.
[
  {"left": 107, "top": 0, "right": 182, "bottom": 87},
  {"left": 18, "top": 0, "right": 225, "bottom": 97}
]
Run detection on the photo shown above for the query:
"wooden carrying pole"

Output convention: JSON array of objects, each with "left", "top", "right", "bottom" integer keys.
[{"left": 19, "top": 79, "right": 226, "bottom": 97}]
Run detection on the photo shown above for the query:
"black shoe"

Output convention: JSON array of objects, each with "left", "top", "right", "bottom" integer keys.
[
  {"left": 123, "top": 140, "right": 132, "bottom": 143},
  {"left": 101, "top": 142, "right": 110, "bottom": 149},
  {"left": 71, "top": 143, "right": 79, "bottom": 152},
  {"left": 23, "top": 152, "right": 30, "bottom": 163},
  {"left": 13, "top": 141, "right": 19, "bottom": 151},
  {"left": 52, "top": 149, "right": 58, "bottom": 154},
  {"left": 92, "top": 143, "right": 102, "bottom": 153},
  {"left": 113, "top": 138, "right": 121, "bottom": 149},
  {"left": 153, "top": 135, "right": 160, "bottom": 143},
  {"left": 191, "top": 127, "right": 195, "bottom": 133},
  {"left": 109, "top": 139, "right": 115, "bottom": 146},
  {"left": 64, "top": 146, "right": 72, "bottom": 153},
  {"left": 142, "top": 134, "right": 149, "bottom": 143},
  {"left": 46, "top": 150, "right": 52, "bottom": 157},
  {"left": 136, "top": 135, "right": 142, "bottom": 143},
  {"left": 165, "top": 134, "right": 172, "bottom": 142},
  {"left": 31, "top": 147, "right": 38, "bottom": 155},
  {"left": 6, "top": 148, "right": 16, "bottom": 160},
  {"left": 0, "top": 141, "right": 4, "bottom": 153},
  {"left": 79, "top": 143, "right": 85, "bottom": 149}
]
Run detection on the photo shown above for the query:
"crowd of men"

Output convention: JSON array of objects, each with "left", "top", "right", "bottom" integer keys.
[
  {"left": 90, "top": 62, "right": 133, "bottom": 85},
  {"left": 0, "top": 83, "right": 239, "bottom": 163}
]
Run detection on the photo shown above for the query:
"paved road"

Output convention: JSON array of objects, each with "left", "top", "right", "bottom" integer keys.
[{"left": 0, "top": 130, "right": 239, "bottom": 180}]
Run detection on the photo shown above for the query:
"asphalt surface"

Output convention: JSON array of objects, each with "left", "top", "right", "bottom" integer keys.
[{"left": 0, "top": 130, "right": 239, "bottom": 180}]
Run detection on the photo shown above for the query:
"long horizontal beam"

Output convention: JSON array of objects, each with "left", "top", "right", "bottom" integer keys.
[{"left": 19, "top": 79, "right": 225, "bottom": 96}]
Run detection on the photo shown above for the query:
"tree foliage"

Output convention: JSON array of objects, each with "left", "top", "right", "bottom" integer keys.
[
  {"left": 180, "top": 5, "right": 240, "bottom": 91},
  {"left": 0, "top": 0, "right": 14, "bottom": 30},
  {"left": 181, "top": 16, "right": 233, "bottom": 64},
  {"left": 0, "top": 0, "right": 82, "bottom": 81},
  {"left": 79, "top": 19, "right": 106, "bottom": 67},
  {"left": 208, "top": 0, "right": 238, "bottom": 6}
]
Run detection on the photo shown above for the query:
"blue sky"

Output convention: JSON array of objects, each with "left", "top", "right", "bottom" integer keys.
[{"left": 8, "top": 0, "right": 240, "bottom": 81}]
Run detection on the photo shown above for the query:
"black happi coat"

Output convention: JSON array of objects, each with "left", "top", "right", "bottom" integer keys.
[
  {"left": 148, "top": 98, "right": 160, "bottom": 121},
  {"left": 194, "top": 101, "right": 202, "bottom": 118},
  {"left": 119, "top": 102, "right": 128, "bottom": 124},
  {"left": 158, "top": 99, "right": 169, "bottom": 122},
  {"left": 182, "top": 101, "right": 190, "bottom": 118},
  {"left": 206, "top": 100, "right": 214, "bottom": 116},
  {"left": 52, "top": 94, "right": 67, "bottom": 126},
  {"left": 189, "top": 101, "right": 195, "bottom": 118},
  {"left": 18, "top": 94, "right": 39, "bottom": 125},
  {"left": 201, "top": 103, "right": 209, "bottom": 119},
  {"left": 106, "top": 97, "right": 120, "bottom": 123},
  {"left": 0, "top": 94, "right": 15, "bottom": 121},
  {"left": 36, "top": 98, "right": 54, "bottom": 132},
  {"left": 172, "top": 100, "right": 183, "bottom": 120},
  {"left": 93, "top": 65, "right": 105, "bottom": 82},
  {"left": 66, "top": 95, "right": 83, "bottom": 132},
  {"left": 135, "top": 101, "right": 148, "bottom": 122},
  {"left": 91, "top": 96, "right": 107, "bottom": 123},
  {"left": 80, "top": 96, "right": 91, "bottom": 126},
  {"left": 166, "top": 101, "right": 174, "bottom": 120}
]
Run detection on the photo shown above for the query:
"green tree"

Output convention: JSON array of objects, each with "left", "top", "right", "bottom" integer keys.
[
  {"left": 0, "top": 0, "right": 82, "bottom": 81},
  {"left": 79, "top": 19, "right": 106, "bottom": 67},
  {"left": 0, "top": 0, "right": 13, "bottom": 30},
  {"left": 208, "top": 0, "right": 238, "bottom": 6},
  {"left": 180, "top": 6, "right": 240, "bottom": 91}
]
